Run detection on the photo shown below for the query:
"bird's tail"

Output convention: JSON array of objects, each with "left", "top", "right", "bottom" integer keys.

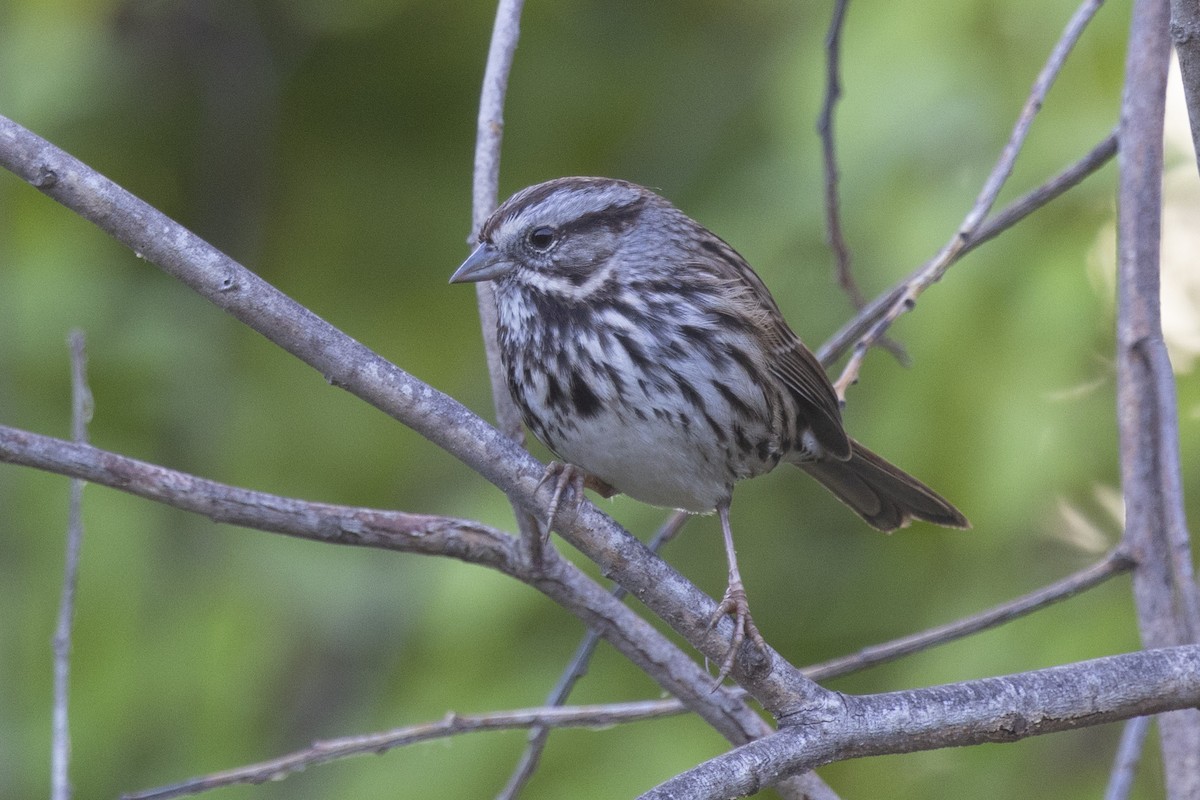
[{"left": 797, "top": 438, "right": 969, "bottom": 532}]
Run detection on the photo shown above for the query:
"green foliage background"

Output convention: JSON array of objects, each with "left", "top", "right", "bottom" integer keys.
[{"left": 1, "top": 1, "right": 1196, "bottom": 797}]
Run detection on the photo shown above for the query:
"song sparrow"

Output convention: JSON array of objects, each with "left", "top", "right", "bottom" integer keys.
[{"left": 451, "top": 177, "right": 968, "bottom": 679}]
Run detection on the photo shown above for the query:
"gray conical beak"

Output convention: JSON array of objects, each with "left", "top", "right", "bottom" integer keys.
[{"left": 450, "top": 243, "right": 509, "bottom": 283}]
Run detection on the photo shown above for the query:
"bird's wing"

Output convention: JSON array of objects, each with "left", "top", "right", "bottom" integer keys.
[{"left": 696, "top": 237, "right": 852, "bottom": 461}]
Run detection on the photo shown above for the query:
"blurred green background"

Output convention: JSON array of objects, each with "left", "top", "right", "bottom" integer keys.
[{"left": 2, "top": 0, "right": 1197, "bottom": 798}]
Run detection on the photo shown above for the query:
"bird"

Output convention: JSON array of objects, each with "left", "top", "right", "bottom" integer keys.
[{"left": 451, "top": 176, "right": 968, "bottom": 680}]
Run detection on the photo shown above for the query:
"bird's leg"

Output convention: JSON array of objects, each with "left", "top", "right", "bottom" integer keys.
[
  {"left": 537, "top": 462, "right": 616, "bottom": 539},
  {"left": 708, "top": 503, "right": 767, "bottom": 683}
]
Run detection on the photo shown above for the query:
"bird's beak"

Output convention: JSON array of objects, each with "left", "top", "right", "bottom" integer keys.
[{"left": 450, "top": 243, "right": 508, "bottom": 284}]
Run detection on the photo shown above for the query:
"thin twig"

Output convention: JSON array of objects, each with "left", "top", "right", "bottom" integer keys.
[
  {"left": 816, "top": 127, "right": 1119, "bottom": 369},
  {"left": 828, "top": 0, "right": 1106, "bottom": 400},
  {"left": 498, "top": 510, "right": 690, "bottom": 800},
  {"left": 817, "top": 0, "right": 906, "bottom": 366},
  {"left": 471, "top": 0, "right": 527, "bottom": 444},
  {"left": 472, "top": 0, "right": 543, "bottom": 560},
  {"left": 1103, "top": 715, "right": 1151, "bottom": 800},
  {"left": 1115, "top": 0, "right": 1200, "bottom": 791},
  {"left": 470, "top": 0, "right": 545, "bottom": 563},
  {"left": 803, "top": 547, "right": 1133, "bottom": 681},
  {"left": 122, "top": 700, "right": 686, "bottom": 800},
  {"left": 960, "top": 128, "right": 1119, "bottom": 259},
  {"left": 818, "top": 0, "right": 860, "bottom": 309},
  {"left": 50, "top": 330, "right": 91, "bottom": 800}
]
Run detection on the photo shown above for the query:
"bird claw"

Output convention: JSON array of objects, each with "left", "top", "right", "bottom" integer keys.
[
  {"left": 537, "top": 462, "right": 582, "bottom": 540},
  {"left": 707, "top": 581, "right": 767, "bottom": 685},
  {"left": 536, "top": 463, "right": 616, "bottom": 539}
]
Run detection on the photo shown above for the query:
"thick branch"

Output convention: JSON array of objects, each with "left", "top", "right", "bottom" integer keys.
[
  {"left": 641, "top": 645, "right": 1200, "bottom": 800},
  {"left": 498, "top": 510, "right": 689, "bottom": 800},
  {"left": 0, "top": 425, "right": 772, "bottom": 748},
  {"left": 1169, "top": 0, "right": 1200, "bottom": 175},
  {"left": 0, "top": 115, "right": 825, "bottom": 717},
  {"left": 1116, "top": 0, "right": 1200, "bottom": 793}
]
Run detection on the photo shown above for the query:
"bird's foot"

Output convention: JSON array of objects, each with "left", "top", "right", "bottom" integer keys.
[
  {"left": 707, "top": 580, "right": 767, "bottom": 685},
  {"left": 536, "top": 462, "right": 616, "bottom": 540}
]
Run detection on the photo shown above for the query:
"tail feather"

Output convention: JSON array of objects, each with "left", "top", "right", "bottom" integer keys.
[{"left": 797, "top": 439, "right": 969, "bottom": 532}]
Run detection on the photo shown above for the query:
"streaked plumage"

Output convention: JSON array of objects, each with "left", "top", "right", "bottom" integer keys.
[{"left": 452, "top": 177, "right": 967, "bottom": 678}]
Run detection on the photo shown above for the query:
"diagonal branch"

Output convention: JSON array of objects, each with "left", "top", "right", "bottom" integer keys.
[
  {"left": 817, "top": 127, "right": 1118, "bottom": 369},
  {"left": 641, "top": 645, "right": 1200, "bottom": 800},
  {"left": 824, "top": 0, "right": 1106, "bottom": 398},
  {"left": 0, "top": 114, "right": 828, "bottom": 715},
  {"left": 803, "top": 547, "right": 1133, "bottom": 681},
  {"left": 497, "top": 510, "right": 690, "bottom": 800},
  {"left": 0, "top": 423, "right": 778, "bottom": 750},
  {"left": 958, "top": 128, "right": 1119, "bottom": 260},
  {"left": 492, "top": 543, "right": 1139, "bottom": 792}
]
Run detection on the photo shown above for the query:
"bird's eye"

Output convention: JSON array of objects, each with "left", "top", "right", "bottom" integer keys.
[{"left": 526, "top": 226, "right": 557, "bottom": 251}]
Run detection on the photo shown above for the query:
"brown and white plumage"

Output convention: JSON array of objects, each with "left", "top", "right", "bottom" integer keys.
[{"left": 452, "top": 177, "right": 967, "bottom": 678}]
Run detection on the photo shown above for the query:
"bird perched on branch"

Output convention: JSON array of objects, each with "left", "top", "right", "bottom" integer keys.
[{"left": 452, "top": 177, "right": 968, "bottom": 680}]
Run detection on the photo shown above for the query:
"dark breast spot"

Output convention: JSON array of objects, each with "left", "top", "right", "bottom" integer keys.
[
  {"left": 545, "top": 373, "right": 566, "bottom": 410},
  {"left": 570, "top": 371, "right": 602, "bottom": 417}
]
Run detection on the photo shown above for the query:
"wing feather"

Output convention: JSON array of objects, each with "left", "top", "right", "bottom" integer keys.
[{"left": 691, "top": 237, "right": 851, "bottom": 461}]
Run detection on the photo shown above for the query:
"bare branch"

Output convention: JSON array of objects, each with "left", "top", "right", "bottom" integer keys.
[
  {"left": 818, "top": 0, "right": 860, "bottom": 309},
  {"left": 50, "top": 331, "right": 91, "bottom": 800},
  {"left": 1104, "top": 715, "right": 1151, "bottom": 800},
  {"left": 471, "top": 0, "right": 527, "bottom": 443},
  {"left": 817, "top": 0, "right": 906, "bottom": 367},
  {"left": 804, "top": 547, "right": 1133, "bottom": 681},
  {"left": 470, "top": 0, "right": 544, "bottom": 557},
  {"left": 641, "top": 646, "right": 1200, "bottom": 800},
  {"left": 817, "top": 127, "right": 1118, "bottom": 369},
  {"left": 123, "top": 699, "right": 686, "bottom": 800},
  {"left": 0, "top": 423, "right": 785, "bottom": 751},
  {"left": 480, "top": 535, "right": 1128, "bottom": 794},
  {"left": 0, "top": 425, "right": 516, "bottom": 559},
  {"left": 1115, "top": 0, "right": 1200, "bottom": 792},
  {"left": 1169, "top": 0, "right": 1200, "bottom": 175},
  {"left": 960, "top": 128, "right": 1119, "bottom": 259},
  {"left": 472, "top": 0, "right": 525, "bottom": 239},
  {"left": 498, "top": 510, "right": 689, "bottom": 800},
  {"left": 827, "top": 0, "right": 1106, "bottom": 398},
  {"left": 0, "top": 115, "right": 827, "bottom": 718}
]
